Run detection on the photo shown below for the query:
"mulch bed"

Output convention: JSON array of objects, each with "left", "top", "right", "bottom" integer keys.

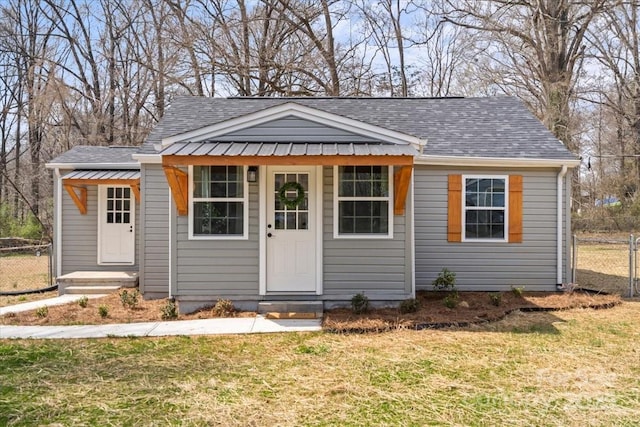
[
  {"left": 1, "top": 289, "right": 621, "bottom": 332},
  {"left": 322, "top": 290, "right": 621, "bottom": 333}
]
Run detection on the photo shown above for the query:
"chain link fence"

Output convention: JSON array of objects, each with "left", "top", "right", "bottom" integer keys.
[
  {"left": 572, "top": 235, "right": 635, "bottom": 297},
  {"left": 0, "top": 238, "right": 54, "bottom": 295}
]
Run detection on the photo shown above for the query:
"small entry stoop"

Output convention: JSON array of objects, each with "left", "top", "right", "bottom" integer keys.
[
  {"left": 258, "top": 301, "right": 323, "bottom": 319},
  {"left": 58, "top": 271, "right": 139, "bottom": 295}
]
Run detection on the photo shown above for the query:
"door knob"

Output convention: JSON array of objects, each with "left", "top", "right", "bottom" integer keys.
[{"left": 267, "top": 232, "right": 273, "bottom": 238}]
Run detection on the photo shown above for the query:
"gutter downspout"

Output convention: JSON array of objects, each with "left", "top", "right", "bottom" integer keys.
[
  {"left": 168, "top": 190, "right": 173, "bottom": 300},
  {"left": 557, "top": 165, "right": 568, "bottom": 286},
  {"left": 54, "top": 168, "right": 62, "bottom": 280}
]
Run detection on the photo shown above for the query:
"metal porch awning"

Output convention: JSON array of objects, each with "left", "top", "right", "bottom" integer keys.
[
  {"left": 62, "top": 170, "right": 141, "bottom": 214},
  {"left": 160, "top": 141, "right": 415, "bottom": 217}
]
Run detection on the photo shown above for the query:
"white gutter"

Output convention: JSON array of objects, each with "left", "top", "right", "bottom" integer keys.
[
  {"left": 415, "top": 155, "right": 581, "bottom": 168},
  {"left": 54, "top": 168, "right": 62, "bottom": 279},
  {"left": 131, "top": 154, "right": 162, "bottom": 164},
  {"left": 557, "top": 165, "right": 568, "bottom": 286}
]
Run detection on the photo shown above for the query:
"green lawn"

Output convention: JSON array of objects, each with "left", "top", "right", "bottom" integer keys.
[{"left": 2, "top": 303, "right": 640, "bottom": 426}]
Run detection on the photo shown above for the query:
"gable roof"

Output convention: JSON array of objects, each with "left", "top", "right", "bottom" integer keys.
[
  {"left": 159, "top": 102, "right": 422, "bottom": 147},
  {"left": 140, "top": 96, "right": 577, "bottom": 161}
]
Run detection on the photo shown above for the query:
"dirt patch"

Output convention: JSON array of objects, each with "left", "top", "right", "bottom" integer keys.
[
  {"left": 1, "top": 289, "right": 620, "bottom": 330},
  {"left": 0, "top": 293, "right": 255, "bottom": 326},
  {"left": 0, "top": 290, "right": 58, "bottom": 308},
  {"left": 323, "top": 290, "right": 621, "bottom": 333}
]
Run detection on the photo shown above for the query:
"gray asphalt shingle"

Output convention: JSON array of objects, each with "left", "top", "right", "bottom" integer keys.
[
  {"left": 48, "top": 146, "right": 139, "bottom": 165},
  {"left": 141, "top": 96, "right": 576, "bottom": 160}
]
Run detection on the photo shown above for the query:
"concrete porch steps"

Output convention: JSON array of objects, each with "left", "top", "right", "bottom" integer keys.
[
  {"left": 65, "top": 285, "right": 122, "bottom": 295},
  {"left": 57, "top": 271, "right": 138, "bottom": 295},
  {"left": 258, "top": 301, "right": 323, "bottom": 319}
]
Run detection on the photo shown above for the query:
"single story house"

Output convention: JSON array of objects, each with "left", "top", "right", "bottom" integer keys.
[{"left": 46, "top": 96, "right": 580, "bottom": 312}]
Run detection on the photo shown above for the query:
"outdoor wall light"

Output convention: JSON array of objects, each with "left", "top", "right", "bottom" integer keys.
[{"left": 247, "top": 166, "right": 258, "bottom": 183}]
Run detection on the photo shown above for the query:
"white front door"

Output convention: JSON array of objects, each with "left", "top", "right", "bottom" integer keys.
[
  {"left": 266, "top": 166, "right": 317, "bottom": 293},
  {"left": 98, "top": 186, "right": 135, "bottom": 264}
]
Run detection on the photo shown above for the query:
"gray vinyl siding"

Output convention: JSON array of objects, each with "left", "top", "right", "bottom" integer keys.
[
  {"left": 59, "top": 170, "right": 139, "bottom": 275},
  {"left": 216, "top": 116, "right": 380, "bottom": 142},
  {"left": 414, "top": 165, "right": 568, "bottom": 291},
  {"left": 322, "top": 166, "right": 412, "bottom": 300},
  {"left": 140, "top": 164, "right": 170, "bottom": 296},
  {"left": 172, "top": 178, "right": 260, "bottom": 297}
]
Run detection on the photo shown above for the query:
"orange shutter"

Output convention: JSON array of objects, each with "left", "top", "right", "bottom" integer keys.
[
  {"left": 448, "top": 175, "right": 462, "bottom": 242},
  {"left": 508, "top": 175, "right": 523, "bottom": 243}
]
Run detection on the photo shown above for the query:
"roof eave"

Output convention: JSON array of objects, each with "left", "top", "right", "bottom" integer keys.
[
  {"left": 415, "top": 155, "right": 581, "bottom": 168},
  {"left": 131, "top": 154, "right": 162, "bottom": 164},
  {"left": 45, "top": 162, "right": 140, "bottom": 170}
]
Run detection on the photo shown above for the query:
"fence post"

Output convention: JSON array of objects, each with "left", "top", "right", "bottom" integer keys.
[{"left": 629, "top": 234, "right": 634, "bottom": 298}]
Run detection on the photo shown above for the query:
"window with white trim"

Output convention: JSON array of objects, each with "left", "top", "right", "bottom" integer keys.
[
  {"left": 190, "top": 166, "right": 247, "bottom": 238},
  {"left": 335, "top": 165, "right": 392, "bottom": 237},
  {"left": 463, "top": 176, "right": 507, "bottom": 240}
]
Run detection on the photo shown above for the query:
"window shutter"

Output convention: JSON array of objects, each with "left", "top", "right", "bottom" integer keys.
[
  {"left": 508, "top": 175, "right": 523, "bottom": 243},
  {"left": 448, "top": 175, "right": 462, "bottom": 242}
]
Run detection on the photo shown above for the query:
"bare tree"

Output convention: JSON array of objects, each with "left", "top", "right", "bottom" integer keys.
[
  {"left": 444, "top": 0, "right": 610, "bottom": 153},
  {"left": 586, "top": 0, "right": 640, "bottom": 182}
]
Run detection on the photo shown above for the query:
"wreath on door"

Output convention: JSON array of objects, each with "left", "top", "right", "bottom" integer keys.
[{"left": 278, "top": 181, "right": 306, "bottom": 209}]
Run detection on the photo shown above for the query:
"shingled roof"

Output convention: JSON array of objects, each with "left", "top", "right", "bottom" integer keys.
[
  {"left": 141, "top": 96, "right": 577, "bottom": 161},
  {"left": 47, "top": 146, "right": 139, "bottom": 166}
]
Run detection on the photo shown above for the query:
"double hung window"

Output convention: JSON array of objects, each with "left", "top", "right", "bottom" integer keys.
[
  {"left": 335, "top": 166, "right": 392, "bottom": 237},
  {"left": 190, "top": 166, "right": 247, "bottom": 238},
  {"left": 463, "top": 176, "right": 506, "bottom": 240}
]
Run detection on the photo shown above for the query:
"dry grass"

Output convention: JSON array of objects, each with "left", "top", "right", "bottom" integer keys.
[
  {"left": 0, "top": 254, "right": 49, "bottom": 292},
  {"left": 0, "top": 291, "right": 58, "bottom": 308},
  {"left": 574, "top": 241, "right": 631, "bottom": 295},
  {"left": 2, "top": 302, "right": 639, "bottom": 426}
]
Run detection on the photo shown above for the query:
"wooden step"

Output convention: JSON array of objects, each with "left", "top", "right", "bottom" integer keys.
[{"left": 258, "top": 301, "right": 323, "bottom": 318}]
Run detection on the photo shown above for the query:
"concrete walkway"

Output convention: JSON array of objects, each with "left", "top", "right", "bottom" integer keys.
[{"left": 0, "top": 296, "right": 322, "bottom": 340}]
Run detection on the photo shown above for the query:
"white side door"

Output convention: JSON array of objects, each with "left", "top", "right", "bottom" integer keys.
[
  {"left": 98, "top": 186, "right": 135, "bottom": 264},
  {"left": 266, "top": 166, "right": 316, "bottom": 293}
]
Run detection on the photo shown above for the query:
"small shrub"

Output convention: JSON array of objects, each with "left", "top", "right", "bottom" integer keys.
[
  {"left": 443, "top": 293, "right": 459, "bottom": 309},
  {"left": 98, "top": 305, "right": 109, "bottom": 318},
  {"left": 511, "top": 286, "right": 525, "bottom": 297},
  {"left": 212, "top": 299, "right": 235, "bottom": 317},
  {"left": 119, "top": 289, "right": 140, "bottom": 309},
  {"left": 489, "top": 292, "right": 502, "bottom": 306},
  {"left": 35, "top": 305, "right": 48, "bottom": 318},
  {"left": 432, "top": 268, "right": 456, "bottom": 292},
  {"left": 77, "top": 296, "right": 89, "bottom": 308},
  {"left": 399, "top": 298, "right": 419, "bottom": 314},
  {"left": 161, "top": 299, "right": 178, "bottom": 320},
  {"left": 351, "top": 293, "right": 370, "bottom": 314},
  {"left": 18, "top": 296, "right": 27, "bottom": 302}
]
